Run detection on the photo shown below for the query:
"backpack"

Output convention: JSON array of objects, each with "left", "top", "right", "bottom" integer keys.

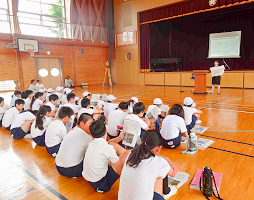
[{"left": 199, "top": 167, "right": 223, "bottom": 200}]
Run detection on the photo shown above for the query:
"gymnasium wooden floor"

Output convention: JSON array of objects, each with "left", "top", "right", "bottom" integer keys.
[{"left": 1, "top": 85, "right": 254, "bottom": 200}]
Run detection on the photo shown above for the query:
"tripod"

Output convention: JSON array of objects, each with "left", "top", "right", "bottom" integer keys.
[{"left": 103, "top": 61, "right": 113, "bottom": 87}]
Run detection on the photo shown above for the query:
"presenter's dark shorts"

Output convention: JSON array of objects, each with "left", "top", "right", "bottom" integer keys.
[{"left": 212, "top": 76, "right": 221, "bottom": 85}]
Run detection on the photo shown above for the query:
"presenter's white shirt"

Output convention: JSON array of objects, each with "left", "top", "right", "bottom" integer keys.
[
  {"left": 0, "top": 106, "right": 8, "bottom": 121},
  {"left": 78, "top": 108, "right": 94, "bottom": 119},
  {"left": 10, "top": 96, "right": 20, "bottom": 107},
  {"left": 210, "top": 65, "right": 225, "bottom": 77},
  {"left": 118, "top": 154, "right": 171, "bottom": 200},
  {"left": 160, "top": 115, "right": 187, "bottom": 140},
  {"left": 63, "top": 103, "right": 78, "bottom": 114},
  {"left": 31, "top": 117, "right": 53, "bottom": 138},
  {"left": 82, "top": 138, "right": 119, "bottom": 182},
  {"left": 32, "top": 99, "right": 43, "bottom": 111},
  {"left": 24, "top": 98, "right": 32, "bottom": 110},
  {"left": 45, "top": 120, "right": 67, "bottom": 147},
  {"left": 108, "top": 110, "right": 128, "bottom": 136},
  {"left": 11, "top": 112, "right": 35, "bottom": 130},
  {"left": 45, "top": 102, "right": 56, "bottom": 111},
  {"left": 61, "top": 95, "right": 67, "bottom": 105},
  {"left": 2, "top": 107, "right": 19, "bottom": 128},
  {"left": 125, "top": 114, "right": 148, "bottom": 130},
  {"left": 104, "top": 103, "right": 118, "bottom": 119},
  {"left": 183, "top": 106, "right": 197, "bottom": 125},
  {"left": 56, "top": 127, "right": 92, "bottom": 168}
]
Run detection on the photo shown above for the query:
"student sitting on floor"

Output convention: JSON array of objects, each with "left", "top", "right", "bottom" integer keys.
[
  {"left": 10, "top": 90, "right": 22, "bottom": 107},
  {"left": 183, "top": 97, "right": 202, "bottom": 134},
  {"left": 78, "top": 98, "right": 103, "bottom": 120},
  {"left": 28, "top": 79, "right": 40, "bottom": 94},
  {"left": 62, "top": 93, "right": 78, "bottom": 119},
  {"left": 82, "top": 120, "right": 127, "bottom": 193},
  {"left": 24, "top": 90, "right": 34, "bottom": 110},
  {"left": 2, "top": 99, "right": 24, "bottom": 131},
  {"left": 160, "top": 104, "right": 189, "bottom": 149},
  {"left": 55, "top": 113, "right": 93, "bottom": 178},
  {"left": 38, "top": 89, "right": 46, "bottom": 102},
  {"left": 46, "top": 88, "right": 54, "bottom": 101},
  {"left": 31, "top": 92, "right": 47, "bottom": 111},
  {"left": 61, "top": 88, "right": 72, "bottom": 105},
  {"left": 118, "top": 130, "right": 178, "bottom": 200},
  {"left": 78, "top": 91, "right": 91, "bottom": 109},
  {"left": 97, "top": 95, "right": 105, "bottom": 110},
  {"left": 10, "top": 110, "right": 37, "bottom": 139},
  {"left": 31, "top": 105, "right": 53, "bottom": 146},
  {"left": 0, "top": 97, "right": 8, "bottom": 127},
  {"left": 107, "top": 102, "right": 128, "bottom": 139},
  {"left": 104, "top": 95, "right": 118, "bottom": 119},
  {"left": 45, "top": 106, "right": 74, "bottom": 157},
  {"left": 45, "top": 94, "right": 59, "bottom": 117},
  {"left": 55, "top": 86, "right": 64, "bottom": 106},
  {"left": 126, "top": 97, "right": 138, "bottom": 114}
]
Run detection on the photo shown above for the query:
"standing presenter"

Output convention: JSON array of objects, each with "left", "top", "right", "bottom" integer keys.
[{"left": 209, "top": 61, "right": 225, "bottom": 94}]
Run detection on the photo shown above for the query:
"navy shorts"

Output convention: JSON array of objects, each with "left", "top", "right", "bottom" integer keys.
[
  {"left": 11, "top": 127, "right": 28, "bottom": 139},
  {"left": 5, "top": 125, "right": 11, "bottom": 131},
  {"left": 153, "top": 192, "right": 164, "bottom": 200},
  {"left": 163, "top": 133, "right": 182, "bottom": 149},
  {"left": 186, "top": 115, "right": 198, "bottom": 135},
  {"left": 88, "top": 165, "right": 119, "bottom": 192},
  {"left": 56, "top": 160, "right": 83, "bottom": 178},
  {"left": 33, "top": 132, "right": 46, "bottom": 146},
  {"left": 46, "top": 143, "right": 61, "bottom": 157},
  {"left": 0, "top": 119, "right": 2, "bottom": 127},
  {"left": 108, "top": 133, "right": 118, "bottom": 139}
]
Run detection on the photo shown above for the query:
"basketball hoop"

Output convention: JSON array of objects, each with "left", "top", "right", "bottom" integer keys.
[{"left": 27, "top": 49, "right": 36, "bottom": 57}]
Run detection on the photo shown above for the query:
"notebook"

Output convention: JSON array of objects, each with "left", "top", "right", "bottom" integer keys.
[
  {"left": 191, "top": 126, "right": 209, "bottom": 134},
  {"left": 168, "top": 171, "right": 190, "bottom": 189},
  {"left": 190, "top": 169, "right": 222, "bottom": 191},
  {"left": 122, "top": 119, "right": 141, "bottom": 148},
  {"left": 196, "top": 138, "right": 214, "bottom": 150}
]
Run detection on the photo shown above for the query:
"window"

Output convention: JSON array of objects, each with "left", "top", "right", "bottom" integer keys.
[
  {"left": 18, "top": 0, "right": 65, "bottom": 38},
  {"left": 0, "top": 80, "right": 17, "bottom": 91},
  {"left": 39, "top": 68, "right": 48, "bottom": 77},
  {"left": 50, "top": 68, "right": 59, "bottom": 77},
  {"left": 0, "top": 0, "right": 11, "bottom": 33}
]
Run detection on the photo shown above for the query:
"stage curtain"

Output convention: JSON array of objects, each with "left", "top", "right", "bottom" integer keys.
[{"left": 140, "top": 24, "right": 150, "bottom": 70}]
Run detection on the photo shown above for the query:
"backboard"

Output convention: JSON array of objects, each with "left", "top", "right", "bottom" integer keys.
[{"left": 17, "top": 38, "right": 39, "bottom": 53}]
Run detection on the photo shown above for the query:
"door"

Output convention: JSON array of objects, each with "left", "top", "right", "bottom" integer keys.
[{"left": 37, "top": 58, "right": 63, "bottom": 89}]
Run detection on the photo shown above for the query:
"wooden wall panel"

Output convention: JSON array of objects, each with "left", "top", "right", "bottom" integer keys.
[
  {"left": 244, "top": 73, "right": 254, "bottom": 88},
  {"left": 145, "top": 73, "right": 164, "bottom": 85},
  {"left": 165, "top": 73, "right": 180, "bottom": 86},
  {"left": 181, "top": 73, "right": 194, "bottom": 86},
  {"left": 220, "top": 73, "right": 243, "bottom": 88}
]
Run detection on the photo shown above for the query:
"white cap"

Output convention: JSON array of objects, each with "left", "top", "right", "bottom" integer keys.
[
  {"left": 83, "top": 91, "right": 90, "bottom": 97},
  {"left": 131, "top": 97, "right": 138, "bottom": 102},
  {"left": 75, "top": 97, "right": 80, "bottom": 101},
  {"left": 107, "top": 95, "right": 116, "bottom": 102},
  {"left": 39, "top": 89, "right": 45, "bottom": 93},
  {"left": 184, "top": 97, "right": 194, "bottom": 106},
  {"left": 56, "top": 86, "right": 63, "bottom": 92},
  {"left": 153, "top": 98, "right": 163, "bottom": 105},
  {"left": 64, "top": 88, "right": 73, "bottom": 94},
  {"left": 47, "top": 88, "right": 54, "bottom": 93}
]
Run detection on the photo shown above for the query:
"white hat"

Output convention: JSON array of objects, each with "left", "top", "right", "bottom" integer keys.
[
  {"left": 47, "top": 88, "right": 54, "bottom": 93},
  {"left": 153, "top": 98, "right": 163, "bottom": 105},
  {"left": 56, "top": 86, "right": 63, "bottom": 92},
  {"left": 107, "top": 95, "right": 116, "bottom": 102},
  {"left": 131, "top": 97, "right": 138, "bottom": 102},
  {"left": 64, "top": 88, "right": 73, "bottom": 94},
  {"left": 83, "top": 91, "right": 90, "bottom": 97},
  {"left": 184, "top": 97, "right": 194, "bottom": 106},
  {"left": 75, "top": 97, "right": 80, "bottom": 101},
  {"left": 39, "top": 89, "right": 45, "bottom": 93}
]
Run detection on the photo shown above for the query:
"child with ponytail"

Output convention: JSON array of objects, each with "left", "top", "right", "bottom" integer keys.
[
  {"left": 31, "top": 105, "right": 53, "bottom": 146},
  {"left": 31, "top": 92, "right": 47, "bottom": 111},
  {"left": 118, "top": 130, "right": 178, "bottom": 200}
]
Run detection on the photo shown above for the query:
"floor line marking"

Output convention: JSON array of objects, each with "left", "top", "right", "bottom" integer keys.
[
  {"left": 199, "top": 96, "right": 231, "bottom": 109},
  {"left": 208, "top": 147, "right": 254, "bottom": 158},
  {"left": 8, "top": 187, "right": 35, "bottom": 200},
  {"left": 206, "top": 129, "right": 254, "bottom": 132},
  {"left": 206, "top": 107, "right": 254, "bottom": 113}
]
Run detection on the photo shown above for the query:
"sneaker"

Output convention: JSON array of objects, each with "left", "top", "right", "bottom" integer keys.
[
  {"left": 96, "top": 189, "right": 104, "bottom": 193},
  {"left": 163, "top": 185, "right": 177, "bottom": 200},
  {"left": 195, "top": 120, "right": 202, "bottom": 124}
]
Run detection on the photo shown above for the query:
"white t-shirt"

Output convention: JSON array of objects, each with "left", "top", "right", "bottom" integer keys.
[
  {"left": 0, "top": 106, "right": 8, "bottom": 121},
  {"left": 98, "top": 100, "right": 105, "bottom": 109},
  {"left": 183, "top": 106, "right": 197, "bottom": 125},
  {"left": 78, "top": 108, "right": 94, "bottom": 119},
  {"left": 45, "top": 102, "right": 56, "bottom": 111},
  {"left": 160, "top": 115, "right": 187, "bottom": 140},
  {"left": 63, "top": 103, "right": 78, "bottom": 114},
  {"left": 125, "top": 114, "right": 148, "bottom": 130},
  {"left": 45, "top": 120, "right": 67, "bottom": 147},
  {"left": 32, "top": 99, "right": 43, "bottom": 111},
  {"left": 61, "top": 95, "right": 67, "bottom": 105},
  {"left": 2, "top": 107, "right": 19, "bottom": 128},
  {"left": 118, "top": 154, "right": 171, "bottom": 200},
  {"left": 31, "top": 116, "right": 53, "bottom": 138},
  {"left": 104, "top": 103, "right": 119, "bottom": 119},
  {"left": 108, "top": 110, "right": 128, "bottom": 136},
  {"left": 24, "top": 98, "right": 32, "bottom": 110},
  {"left": 11, "top": 112, "right": 35, "bottom": 130},
  {"left": 46, "top": 93, "right": 52, "bottom": 101},
  {"left": 82, "top": 138, "right": 119, "bottom": 182},
  {"left": 78, "top": 97, "right": 84, "bottom": 109},
  {"left": 56, "top": 92, "right": 63, "bottom": 105},
  {"left": 10, "top": 96, "right": 20, "bottom": 107},
  {"left": 28, "top": 84, "right": 40, "bottom": 94},
  {"left": 56, "top": 127, "right": 92, "bottom": 168},
  {"left": 36, "top": 83, "right": 44, "bottom": 88},
  {"left": 146, "top": 105, "right": 161, "bottom": 119}
]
